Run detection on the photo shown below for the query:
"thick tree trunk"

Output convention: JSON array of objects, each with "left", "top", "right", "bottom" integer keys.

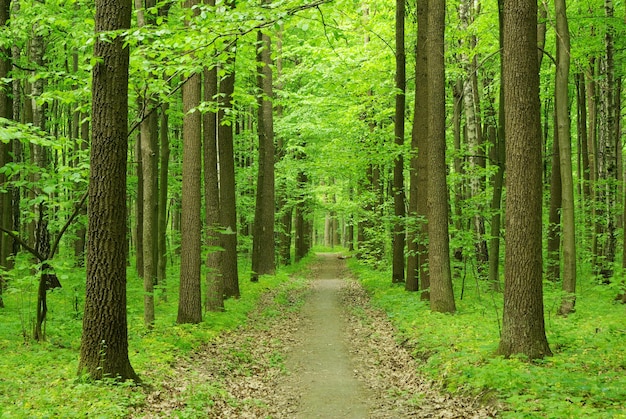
[
  {"left": 427, "top": 0, "right": 455, "bottom": 313},
  {"left": 177, "top": 0, "right": 203, "bottom": 324},
  {"left": 497, "top": 0, "right": 552, "bottom": 360},
  {"left": 251, "top": 28, "right": 276, "bottom": 282},
  {"left": 78, "top": 0, "right": 139, "bottom": 381}
]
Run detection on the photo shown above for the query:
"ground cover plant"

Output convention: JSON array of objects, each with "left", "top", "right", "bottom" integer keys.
[
  {"left": 348, "top": 258, "right": 626, "bottom": 418},
  {"left": 0, "top": 252, "right": 314, "bottom": 418}
]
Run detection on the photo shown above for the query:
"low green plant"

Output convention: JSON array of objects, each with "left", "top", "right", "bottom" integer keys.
[
  {"left": 348, "top": 257, "right": 626, "bottom": 419},
  {"left": 0, "top": 250, "right": 313, "bottom": 417}
]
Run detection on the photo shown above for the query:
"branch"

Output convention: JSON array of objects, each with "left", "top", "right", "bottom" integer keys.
[
  {"left": 0, "top": 226, "right": 45, "bottom": 261},
  {"left": 48, "top": 190, "right": 88, "bottom": 258}
]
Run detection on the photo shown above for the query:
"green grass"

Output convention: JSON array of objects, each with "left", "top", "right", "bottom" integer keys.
[
  {"left": 348, "top": 258, "right": 626, "bottom": 419},
  {"left": 0, "top": 251, "right": 315, "bottom": 418}
]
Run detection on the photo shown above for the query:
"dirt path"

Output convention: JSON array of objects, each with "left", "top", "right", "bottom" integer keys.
[
  {"left": 281, "top": 254, "right": 372, "bottom": 418},
  {"left": 134, "top": 253, "right": 497, "bottom": 418}
]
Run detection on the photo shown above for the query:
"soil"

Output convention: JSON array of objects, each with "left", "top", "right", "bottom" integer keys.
[{"left": 133, "top": 253, "right": 498, "bottom": 418}]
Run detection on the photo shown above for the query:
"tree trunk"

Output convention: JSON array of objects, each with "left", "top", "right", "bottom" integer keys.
[
  {"left": 78, "top": 0, "right": 139, "bottom": 381},
  {"left": 251, "top": 27, "right": 276, "bottom": 282},
  {"left": 391, "top": 0, "right": 406, "bottom": 284},
  {"left": 177, "top": 0, "right": 203, "bottom": 324},
  {"left": 426, "top": 0, "right": 454, "bottom": 313},
  {"left": 218, "top": 30, "right": 240, "bottom": 298},
  {"left": 497, "top": 0, "right": 552, "bottom": 360},
  {"left": 157, "top": 103, "right": 169, "bottom": 300},
  {"left": 203, "top": 18, "right": 224, "bottom": 311},
  {"left": 546, "top": 131, "right": 561, "bottom": 282},
  {"left": 555, "top": 0, "right": 576, "bottom": 315},
  {"left": 459, "top": 0, "right": 488, "bottom": 273},
  {"left": 406, "top": 0, "right": 429, "bottom": 295},
  {"left": 136, "top": 0, "right": 159, "bottom": 327},
  {"left": 0, "top": 0, "right": 12, "bottom": 308}
]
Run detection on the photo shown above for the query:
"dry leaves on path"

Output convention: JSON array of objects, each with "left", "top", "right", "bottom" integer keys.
[{"left": 132, "top": 255, "right": 498, "bottom": 418}]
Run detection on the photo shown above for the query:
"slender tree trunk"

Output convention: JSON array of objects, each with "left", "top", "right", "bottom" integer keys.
[
  {"left": 459, "top": 0, "right": 488, "bottom": 273},
  {"left": 203, "top": 14, "right": 224, "bottom": 310},
  {"left": 427, "top": 0, "right": 455, "bottom": 313},
  {"left": 0, "top": 0, "right": 12, "bottom": 307},
  {"left": 251, "top": 27, "right": 276, "bottom": 282},
  {"left": 157, "top": 103, "right": 169, "bottom": 300},
  {"left": 555, "top": 0, "right": 576, "bottom": 315},
  {"left": 78, "top": 0, "right": 139, "bottom": 381},
  {"left": 546, "top": 131, "right": 561, "bottom": 282},
  {"left": 218, "top": 28, "right": 240, "bottom": 298},
  {"left": 391, "top": 0, "right": 406, "bottom": 284},
  {"left": 406, "top": 0, "right": 429, "bottom": 295},
  {"left": 497, "top": 0, "right": 552, "bottom": 360},
  {"left": 136, "top": 0, "right": 159, "bottom": 327}
]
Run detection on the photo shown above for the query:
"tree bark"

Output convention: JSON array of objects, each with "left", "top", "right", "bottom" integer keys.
[
  {"left": 406, "top": 0, "right": 429, "bottom": 295},
  {"left": 555, "top": 0, "right": 576, "bottom": 315},
  {"left": 218, "top": 29, "right": 240, "bottom": 298},
  {"left": 391, "top": 0, "right": 406, "bottom": 284},
  {"left": 177, "top": 0, "right": 203, "bottom": 324},
  {"left": 78, "top": 0, "right": 139, "bottom": 381},
  {"left": 251, "top": 27, "right": 276, "bottom": 282},
  {"left": 497, "top": 0, "right": 552, "bottom": 359},
  {"left": 203, "top": 13, "right": 224, "bottom": 311}
]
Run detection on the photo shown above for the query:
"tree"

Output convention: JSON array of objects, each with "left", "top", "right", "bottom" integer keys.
[
  {"left": 391, "top": 0, "right": 405, "bottom": 284},
  {"left": 251, "top": 26, "right": 276, "bottom": 282},
  {"left": 135, "top": 0, "right": 159, "bottom": 328},
  {"left": 203, "top": 0, "right": 224, "bottom": 311},
  {"left": 406, "top": 0, "right": 428, "bottom": 294},
  {"left": 218, "top": 32, "right": 240, "bottom": 299},
  {"left": 177, "top": 0, "right": 203, "bottom": 324},
  {"left": 78, "top": 0, "right": 139, "bottom": 381},
  {"left": 555, "top": 0, "right": 576, "bottom": 315},
  {"left": 0, "top": 0, "right": 12, "bottom": 308},
  {"left": 426, "top": 0, "right": 455, "bottom": 313},
  {"left": 497, "top": 0, "right": 551, "bottom": 360}
]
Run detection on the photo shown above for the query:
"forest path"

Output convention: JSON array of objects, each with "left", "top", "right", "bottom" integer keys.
[
  {"left": 279, "top": 253, "right": 372, "bottom": 418},
  {"left": 134, "top": 253, "right": 497, "bottom": 418}
]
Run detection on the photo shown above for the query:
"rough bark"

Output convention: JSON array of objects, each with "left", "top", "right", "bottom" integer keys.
[
  {"left": 497, "top": 0, "right": 552, "bottom": 359},
  {"left": 406, "top": 0, "right": 428, "bottom": 295},
  {"left": 426, "top": 0, "right": 455, "bottom": 313},
  {"left": 251, "top": 28, "right": 276, "bottom": 282},
  {"left": 177, "top": 0, "right": 203, "bottom": 324},
  {"left": 78, "top": 0, "right": 139, "bottom": 381}
]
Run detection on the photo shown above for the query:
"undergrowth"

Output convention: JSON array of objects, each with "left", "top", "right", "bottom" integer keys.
[
  {"left": 0, "top": 251, "right": 314, "bottom": 418},
  {"left": 348, "top": 258, "right": 626, "bottom": 419}
]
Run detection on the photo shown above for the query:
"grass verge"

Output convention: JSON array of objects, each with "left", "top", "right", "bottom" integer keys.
[
  {"left": 348, "top": 257, "right": 626, "bottom": 419},
  {"left": 0, "top": 252, "right": 314, "bottom": 418}
]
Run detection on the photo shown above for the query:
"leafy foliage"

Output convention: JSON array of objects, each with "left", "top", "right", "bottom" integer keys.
[{"left": 349, "top": 257, "right": 626, "bottom": 418}]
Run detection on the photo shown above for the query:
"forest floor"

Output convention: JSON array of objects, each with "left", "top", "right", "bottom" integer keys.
[{"left": 133, "top": 253, "right": 498, "bottom": 418}]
